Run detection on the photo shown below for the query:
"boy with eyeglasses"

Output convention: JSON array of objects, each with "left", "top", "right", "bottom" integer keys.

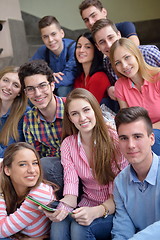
[{"left": 18, "top": 59, "right": 65, "bottom": 198}]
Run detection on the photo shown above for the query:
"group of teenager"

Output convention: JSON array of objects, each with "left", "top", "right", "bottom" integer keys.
[{"left": 0, "top": 0, "right": 160, "bottom": 239}]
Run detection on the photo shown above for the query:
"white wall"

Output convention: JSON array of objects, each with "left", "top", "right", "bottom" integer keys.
[
  {"left": 19, "top": 0, "right": 160, "bottom": 30},
  {"left": 0, "top": 0, "right": 22, "bottom": 57},
  {"left": 1, "top": 0, "right": 22, "bottom": 20}
]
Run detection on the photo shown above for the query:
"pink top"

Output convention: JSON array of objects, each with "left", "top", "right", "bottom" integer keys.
[
  {"left": 74, "top": 72, "right": 110, "bottom": 103},
  {"left": 115, "top": 72, "right": 160, "bottom": 123},
  {"left": 61, "top": 128, "right": 128, "bottom": 207},
  {"left": 0, "top": 183, "right": 56, "bottom": 238}
]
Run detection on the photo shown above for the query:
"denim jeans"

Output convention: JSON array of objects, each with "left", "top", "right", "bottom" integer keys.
[
  {"left": 54, "top": 85, "right": 73, "bottom": 97},
  {"left": 50, "top": 214, "right": 113, "bottom": 240},
  {"left": 0, "top": 238, "right": 11, "bottom": 239},
  {"left": 152, "top": 129, "right": 160, "bottom": 156},
  {"left": 40, "top": 157, "right": 64, "bottom": 199}
]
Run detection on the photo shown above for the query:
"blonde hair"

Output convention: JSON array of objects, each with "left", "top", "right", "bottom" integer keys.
[
  {"left": 0, "top": 66, "right": 28, "bottom": 145},
  {"left": 62, "top": 88, "right": 120, "bottom": 185},
  {"left": 110, "top": 38, "right": 160, "bottom": 82}
]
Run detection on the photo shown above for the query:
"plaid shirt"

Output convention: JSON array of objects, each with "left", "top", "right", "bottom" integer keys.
[
  {"left": 23, "top": 96, "right": 65, "bottom": 158},
  {"left": 104, "top": 44, "right": 160, "bottom": 85}
]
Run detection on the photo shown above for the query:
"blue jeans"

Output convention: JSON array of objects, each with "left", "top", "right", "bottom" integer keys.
[
  {"left": 152, "top": 129, "right": 160, "bottom": 156},
  {"left": 40, "top": 157, "right": 64, "bottom": 199},
  {"left": 50, "top": 214, "right": 113, "bottom": 240},
  {"left": 55, "top": 85, "right": 73, "bottom": 97}
]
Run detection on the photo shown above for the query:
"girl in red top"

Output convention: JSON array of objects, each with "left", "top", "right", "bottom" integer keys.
[{"left": 74, "top": 32, "right": 110, "bottom": 103}]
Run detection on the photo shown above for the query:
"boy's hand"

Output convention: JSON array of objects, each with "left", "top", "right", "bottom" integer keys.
[{"left": 53, "top": 72, "right": 64, "bottom": 83}]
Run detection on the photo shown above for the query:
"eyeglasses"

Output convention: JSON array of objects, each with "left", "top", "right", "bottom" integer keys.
[{"left": 24, "top": 82, "right": 50, "bottom": 96}]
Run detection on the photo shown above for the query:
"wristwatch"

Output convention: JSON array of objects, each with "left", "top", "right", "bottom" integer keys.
[{"left": 100, "top": 203, "right": 110, "bottom": 218}]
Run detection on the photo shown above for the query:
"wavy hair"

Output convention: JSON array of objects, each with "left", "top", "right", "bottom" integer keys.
[
  {"left": 62, "top": 88, "right": 120, "bottom": 184},
  {"left": 0, "top": 66, "right": 27, "bottom": 145},
  {"left": 0, "top": 142, "right": 43, "bottom": 214},
  {"left": 110, "top": 38, "right": 160, "bottom": 82}
]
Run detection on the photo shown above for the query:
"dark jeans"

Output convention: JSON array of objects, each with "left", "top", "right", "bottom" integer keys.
[
  {"left": 50, "top": 214, "right": 113, "bottom": 240},
  {"left": 40, "top": 157, "right": 64, "bottom": 199},
  {"left": 54, "top": 85, "right": 73, "bottom": 97}
]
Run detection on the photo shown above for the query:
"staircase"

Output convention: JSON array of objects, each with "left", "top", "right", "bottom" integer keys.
[{"left": 21, "top": 12, "right": 86, "bottom": 60}]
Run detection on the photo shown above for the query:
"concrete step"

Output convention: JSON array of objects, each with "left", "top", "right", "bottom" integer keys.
[
  {"left": 27, "top": 35, "right": 43, "bottom": 45},
  {"left": 28, "top": 44, "right": 43, "bottom": 59},
  {"left": 0, "top": 56, "right": 13, "bottom": 69}
]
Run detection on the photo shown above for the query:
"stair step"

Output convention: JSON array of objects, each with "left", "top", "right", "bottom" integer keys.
[
  {"left": 27, "top": 35, "right": 43, "bottom": 44},
  {"left": 28, "top": 44, "right": 43, "bottom": 59}
]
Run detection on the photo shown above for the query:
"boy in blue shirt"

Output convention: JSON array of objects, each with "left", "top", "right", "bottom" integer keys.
[
  {"left": 112, "top": 106, "right": 160, "bottom": 240},
  {"left": 79, "top": 0, "right": 140, "bottom": 46},
  {"left": 31, "top": 16, "right": 77, "bottom": 97}
]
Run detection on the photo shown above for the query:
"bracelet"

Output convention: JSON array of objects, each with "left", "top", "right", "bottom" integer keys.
[
  {"left": 57, "top": 201, "right": 74, "bottom": 212},
  {"left": 100, "top": 203, "right": 110, "bottom": 218}
]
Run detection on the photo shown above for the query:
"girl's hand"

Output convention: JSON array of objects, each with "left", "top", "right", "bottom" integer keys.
[
  {"left": 39, "top": 206, "right": 69, "bottom": 222},
  {"left": 71, "top": 206, "right": 103, "bottom": 226}
]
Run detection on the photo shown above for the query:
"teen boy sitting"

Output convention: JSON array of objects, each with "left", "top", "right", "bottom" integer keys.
[
  {"left": 112, "top": 106, "right": 160, "bottom": 239},
  {"left": 31, "top": 16, "right": 77, "bottom": 97},
  {"left": 79, "top": 0, "right": 140, "bottom": 46},
  {"left": 19, "top": 59, "right": 65, "bottom": 198}
]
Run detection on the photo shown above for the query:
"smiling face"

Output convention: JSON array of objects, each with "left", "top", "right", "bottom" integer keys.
[
  {"left": 118, "top": 119, "right": 154, "bottom": 169},
  {"left": 95, "top": 25, "right": 121, "bottom": 57},
  {"left": 41, "top": 23, "right": 64, "bottom": 56},
  {"left": 81, "top": 6, "right": 107, "bottom": 30},
  {"left": 0, "top": 72, "right": 21, "bottom": 103},
  {"left": 76, "top": 36, "right": 94, "bottom": 65},
  {"left": 24, "top": 74, "right": 55, "bottom": 111},
  {"left": 4, "top": 148, "right": 40, "bottom": 196},
  {"left": 113, "top": 46, "right": 139, "bottom": 80},
  {"left": 68, "top": 98, "right": 96, "bottom": 135}
]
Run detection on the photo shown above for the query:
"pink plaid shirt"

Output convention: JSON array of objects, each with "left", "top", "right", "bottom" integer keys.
[{"left": 61, "top": 128, "right": 128, "bottom": 207}]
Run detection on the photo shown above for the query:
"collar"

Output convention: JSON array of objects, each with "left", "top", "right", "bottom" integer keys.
[
  {"left": 104, "top": 56, "right": 111, "bottom": 65},
  {"left": 129, "top": 152, "right": 159, "bottom": 185},
  {"left": 129, "top": 79, "right": 148, "bottom": 89},
  {"left": 77, "top": 132, "right": 82, "bottom": 147}
]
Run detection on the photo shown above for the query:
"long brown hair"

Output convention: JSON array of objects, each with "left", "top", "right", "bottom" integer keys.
[
  {"left": 0, "top": 142, "right": 44, "bottom": 214},
  {"left": 0, "top": 66, "right": 28, "bottom": 145},
  {"left": 62, "top": 88, "right": 120, "bottom": 185},
  {"left": 110, "top": 38, "right": 160, "bottom": 82}
]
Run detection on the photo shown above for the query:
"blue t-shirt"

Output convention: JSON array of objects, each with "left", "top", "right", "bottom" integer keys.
[
  {"left": 115, "top": 21, "right": 137, "bottom": 38},
  {"left": 31, "top": 38, "right": 77, "bottom": 88}
]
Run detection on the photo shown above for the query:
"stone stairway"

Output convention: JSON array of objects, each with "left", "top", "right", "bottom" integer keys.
[{"left": 21, "top": 12, "right": 86, "bottom": 60}]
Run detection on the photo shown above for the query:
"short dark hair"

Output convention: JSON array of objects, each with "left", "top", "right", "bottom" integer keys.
[
  {"left": 91, "top": 18, "right": 119, "bottom": 40},
  {"left": 75, "top": 31, "right": 104, "bottom": 76},
  {"left": 38, "top": 16, "right": 61, "bottom": 30},
  {"left": 115, "top": 107, "right": 153, "bottom": 136},
  {"left": 79, "top": 0, "right": 103, "bottom": 16},
  {"left": 18, "top": 59, "right": 54, "bottom": 90}
]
